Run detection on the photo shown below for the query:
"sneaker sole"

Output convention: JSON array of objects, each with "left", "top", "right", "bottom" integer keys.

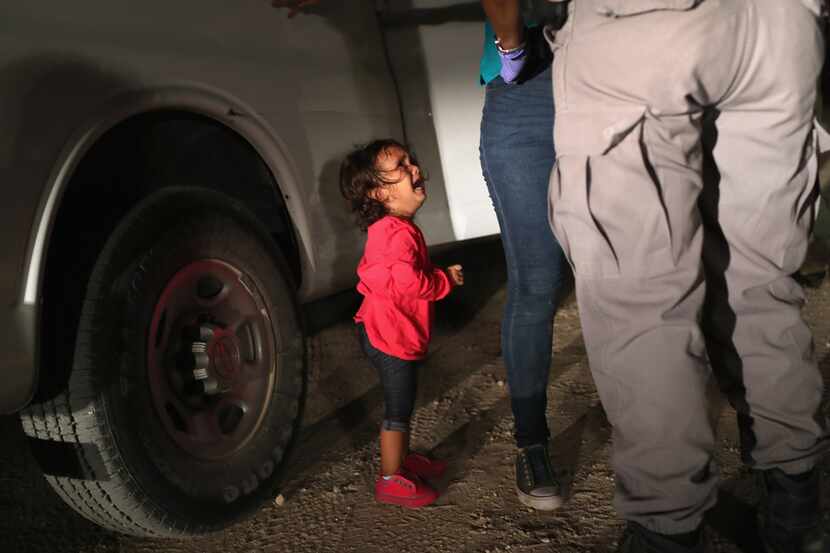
[
  {"left": 516, "top": 486, "right": 564, "bottom": 511},
  {"left": 375, "top": 492, "right": 438, "bottom": 509}
]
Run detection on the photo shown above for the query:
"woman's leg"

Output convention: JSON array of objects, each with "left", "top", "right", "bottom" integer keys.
[
  {"left": 480, "top": 66, "right": 570, "bottom": 449},
  {"left": 480, "top": 66, "right": 570, "bottom": 510}
]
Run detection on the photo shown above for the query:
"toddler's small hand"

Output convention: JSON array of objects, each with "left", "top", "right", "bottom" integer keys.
[{"left": 447, "top": 264, "right": 464, "bottom": 286}]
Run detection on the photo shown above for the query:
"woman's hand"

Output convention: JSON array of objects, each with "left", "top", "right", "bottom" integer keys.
[
  {"left": 481, "top": 0, "right": 523, "bottom": 49},
  {"left": 270, "top": 0, "right": 320, "bottom": 18},
  {"left": 446, "top": 265, "right": 464, "bottom": 286}
]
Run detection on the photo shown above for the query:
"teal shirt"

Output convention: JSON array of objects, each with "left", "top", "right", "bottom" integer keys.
[
  {"left": 480, "top": 21, "right": 501, "bottom": 85},
  {"left": 480, "top": 20, "right": 538, "bottom": 85}
]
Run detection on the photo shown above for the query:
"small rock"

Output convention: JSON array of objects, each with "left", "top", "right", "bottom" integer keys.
[
  {"left": 496, "top": 380, "right": 505, "bottom": 387},
  {"left": 541, "top": 538, "right": 551, "bottom": 544},
  {"left": 274, "top": 494, "right": 286, "bottom": 507}
]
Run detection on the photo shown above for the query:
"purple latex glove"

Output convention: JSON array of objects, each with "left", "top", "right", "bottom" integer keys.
[{"left": 498, "top": 48, "right": 526, "bottom": 83}]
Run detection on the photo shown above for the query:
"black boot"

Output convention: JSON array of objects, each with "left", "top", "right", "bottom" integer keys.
[
  {"left": 617, "top": 522, "right": 704, "bottom": 553},
  {"left": 761, "top": 467, "right": 826, "bottom": 553}
]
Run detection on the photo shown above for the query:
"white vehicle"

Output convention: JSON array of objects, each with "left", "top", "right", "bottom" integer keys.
[{"left": 0, "top": 0, "right": 496, "bottom": 537}]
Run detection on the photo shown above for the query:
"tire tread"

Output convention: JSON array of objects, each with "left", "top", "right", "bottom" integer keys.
[{"left": 20, "top": 188, "right": 305, "bottom": 538}]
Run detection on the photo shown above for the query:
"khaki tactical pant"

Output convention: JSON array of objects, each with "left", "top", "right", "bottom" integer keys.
[{"left": 547, "top": 0, "right": 829, "bottom": 534}]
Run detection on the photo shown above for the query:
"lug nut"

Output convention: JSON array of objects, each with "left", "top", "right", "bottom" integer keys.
[
  {"left": 202, "top": 378, "right": 220, "bottom": 395},
  {"left": 193, "top": 368, "right": 209, "bottom": 381}
]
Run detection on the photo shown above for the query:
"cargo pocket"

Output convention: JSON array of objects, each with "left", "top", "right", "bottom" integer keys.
[
  {"left": 549, "top": 108, "right": 676, "bottom": 278},
  {"left": 547, "top": 160, "right": 577, "bottom": 274},
  {"left": 549, "top": 154, "right": 618, "bottom": 278},
  {"left": 765, "top": 124, "right": 822, "bottom": 273},
  {"left": 595, "top": 0, "right": 701, "bottom": 17}
]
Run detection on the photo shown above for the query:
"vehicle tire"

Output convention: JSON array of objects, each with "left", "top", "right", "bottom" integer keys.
[{"left": 20, "top": 187, "right": 305, "bottom": 537}]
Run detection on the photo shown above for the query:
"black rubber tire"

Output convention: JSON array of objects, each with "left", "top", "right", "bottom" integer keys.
[{"left": 20, "top": 187, "right": 305, "bottom": 537}]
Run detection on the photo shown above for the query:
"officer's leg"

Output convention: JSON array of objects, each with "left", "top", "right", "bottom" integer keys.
[
  {"left": 702, "top": 0, "right": 827, "bottom": 488},
  {"left": 701, "top": 0, "right": 825, "bottom": 473},
  {"left": 547, "top": 0, "right": 731, "bottom": 536},
  {"left": 702, "top": 3, "right": 829, "bottom": 551}
]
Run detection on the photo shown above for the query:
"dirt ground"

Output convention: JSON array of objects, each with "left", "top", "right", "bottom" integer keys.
[{"left": 2, "top": 236, "right": 830, "bottom": 553}]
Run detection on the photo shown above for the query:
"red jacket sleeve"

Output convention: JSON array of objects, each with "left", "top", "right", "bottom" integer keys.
[{"left": 359, "top": 225, "right": 452, "bottom": 301}]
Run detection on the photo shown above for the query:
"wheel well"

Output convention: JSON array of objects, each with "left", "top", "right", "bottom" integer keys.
[{"left": 36, "top": 110, "right": 300, "bottom": 401}]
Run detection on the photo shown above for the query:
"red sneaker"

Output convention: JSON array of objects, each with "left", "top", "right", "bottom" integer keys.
[
  {"left": 402, "top": 452, "right": 448, "bottom": 479},
  {"left": 375, "top": 471, "right": 439, "bottom": 508}
]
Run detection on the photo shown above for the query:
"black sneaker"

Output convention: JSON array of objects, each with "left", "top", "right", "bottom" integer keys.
[
  {"left": 761, "top": 468, "right": 826, "bottom": 553},
  {"left": 617, "top": 522, "right": 704, "bottom": 553},
  {"left": 515, "top": 443, "right": 563, "bottom": 511}
]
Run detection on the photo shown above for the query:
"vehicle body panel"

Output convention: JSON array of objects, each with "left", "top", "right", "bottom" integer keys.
[
  {"left": 0, "top": 0, "right": 495, "bottom": 412},
  {"left": 388, "top": 0, "right": 495, "bottom": 239}
]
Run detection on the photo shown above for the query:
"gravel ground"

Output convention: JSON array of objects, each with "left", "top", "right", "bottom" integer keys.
[{"left": 2, "top": 236, "right": 829, "bottom": 553}]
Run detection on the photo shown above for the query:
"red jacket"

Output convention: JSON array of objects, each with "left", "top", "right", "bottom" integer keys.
[{"left": 355, "top": 216, "right": 453, "bottom": 360}]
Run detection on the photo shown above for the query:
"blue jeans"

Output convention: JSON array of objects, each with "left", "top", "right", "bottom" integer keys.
[{"left": 480, "top": 66, "right": 570, "bottom": 449}]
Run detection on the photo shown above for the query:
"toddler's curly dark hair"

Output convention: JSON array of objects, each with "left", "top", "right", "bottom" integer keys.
[{"left": 339, "top": 139, "right": 423, "bottom": 231}]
